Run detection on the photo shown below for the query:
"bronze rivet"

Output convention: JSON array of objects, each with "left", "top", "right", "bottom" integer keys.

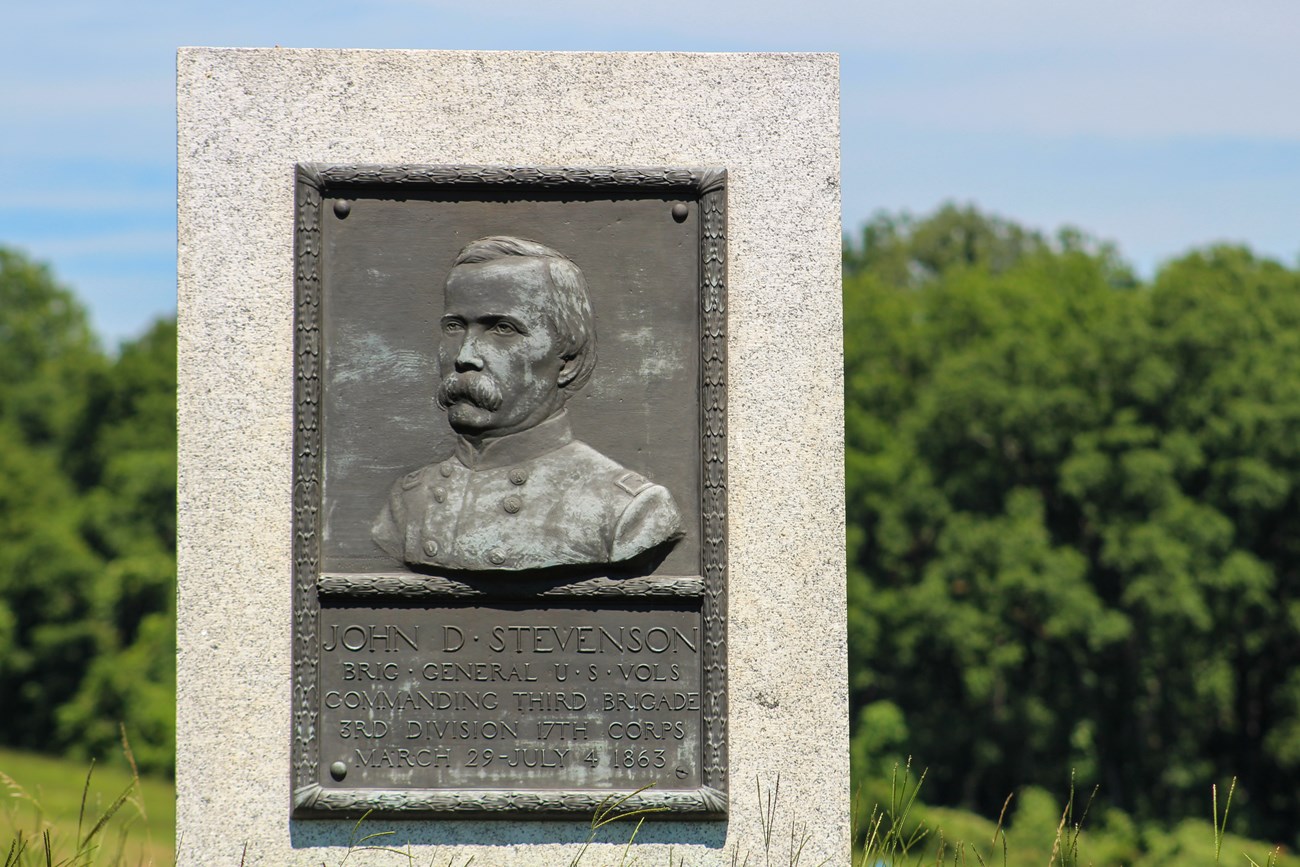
[
  {"left": 440, "top": 462, "right": 454, "bottom": 477},
  {"left": 502, "top": 495, "right": 522, "bottom": 514},
  {"left": 433, "top": 487, "right": 447, "bottom": 503},
  {"left": 508, "top": 468, "right": 528, "bottom": 486},
  {"left": 671, "top": 203, "right": 689, "bottom": 222},
  {"left": 330, "top": 761, "right": 347, "bottom": 781},
  {"left": 333, "top": 200, "right": 351, "bottom": 219},
  {"left": 487, "top": 548, "right": 507, "bottom": 565},
  {"left": 423, "top": 539, "right": 439, "bottom": 557}
]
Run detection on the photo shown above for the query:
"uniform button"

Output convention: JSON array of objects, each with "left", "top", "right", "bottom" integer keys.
[
  {"left": 487, "top": 548, "right": 507, "bottom": 565},
  {"left": 423, "top": 540, "right": 439, "bottom": 557},
  {"left": 502, "top": 495, "right": 522, "bottom": 514},
  {"left": 508, "top": 468, "right": 528, "bottom": 486},
  {"left": 439, "top": 462, "right": 454, "bottom": 478},
  {"left": 433, "top": 486, "right": 447, "bottom": 503}
]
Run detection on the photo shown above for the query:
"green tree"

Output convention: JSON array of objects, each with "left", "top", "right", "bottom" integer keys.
[
  {"left": 0, "top": 249, "right": 110, "bottom": 748},
  {"left": 0, "top": 247, "right": 176, "bottom": 775},
  {"left": 57, "top": 319, "right": 177, "bottom": 773},
  {"left": 845, "top": 207, "right": 1300, "bottom": 844}
]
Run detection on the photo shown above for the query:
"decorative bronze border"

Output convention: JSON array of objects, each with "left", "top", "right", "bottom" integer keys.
[
  {"left": 293, "top": 784, "right": 729, "bottom": 817},
  {"left": 291, "top": 164, "right": 728, "bottom": 818},
  {"left": 317, "top": 573, "right": 706, "bottom": 598}
]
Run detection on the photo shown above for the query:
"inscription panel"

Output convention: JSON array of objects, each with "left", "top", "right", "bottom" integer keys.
[{"left": 318, "top": 604, "right": 703, "bottom": 792}]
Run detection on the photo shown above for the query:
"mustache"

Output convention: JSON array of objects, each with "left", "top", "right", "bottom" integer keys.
[{"left": 436, "top": 373, "right": 503, "bottom": 411}]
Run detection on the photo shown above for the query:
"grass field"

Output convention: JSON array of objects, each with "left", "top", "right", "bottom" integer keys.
[
  {"left": 1, "top": 747, "right": 1295, "bottom": 866},
  {"left": 0, "top": 747, "right": 174, "bottom": 866}
]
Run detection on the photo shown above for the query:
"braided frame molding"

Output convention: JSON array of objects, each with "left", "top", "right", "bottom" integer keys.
[
  {"left": 318, "top": 573, "right": 706, "bottom": 598},
  {"left": 293, "top": 783, "right": 727, "bottom": 818}
]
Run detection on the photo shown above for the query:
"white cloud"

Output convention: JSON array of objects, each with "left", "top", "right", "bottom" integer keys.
[
  {"left": 2, "top": 0, "right": 1298, "bottom": 337},
  {"left": 370, "top": 0, "right": 1298, "bottom": 58},
  {"left": 0, "top": 80, "right": 167, "bottom": 113},
  {"left": 0, "top": 189, "right": 169, "bottom": 211},
  {"left": 18, "top": 230, "right": 175, "bottom": 260},
  {"left": 7, "top": 0, "right": 1297, "bottom": 144},
  {"left": 858, "top": 52, "right": 1300, "bottom": 139}
]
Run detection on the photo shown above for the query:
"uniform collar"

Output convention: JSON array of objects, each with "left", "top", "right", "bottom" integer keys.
[{"left": 455, "top": 410, "right": 574, "bottom": 471}]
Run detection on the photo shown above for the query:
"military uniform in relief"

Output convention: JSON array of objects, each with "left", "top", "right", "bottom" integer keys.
[{"left": 372, "top": 411, "right": 684, "bottom": 570}]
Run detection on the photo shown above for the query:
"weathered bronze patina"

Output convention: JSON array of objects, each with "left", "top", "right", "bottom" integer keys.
[
  {"left": 291, "top": 165, "right": 727, "bottom": 819},
  {"left": 371, "top": 236, "right": 685, "bottom": 572},
  {"left": 315, "top": 603, "right": 704, "bottom": 791}
]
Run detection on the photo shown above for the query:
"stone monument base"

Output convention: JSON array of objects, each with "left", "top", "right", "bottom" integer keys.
[{"left": 177, "top": 48, "right": 845, "bottom": 866}]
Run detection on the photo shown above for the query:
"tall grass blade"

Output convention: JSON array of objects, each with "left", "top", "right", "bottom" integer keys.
[
  {"left": 118, "top": 725, "right": 146, "bottom": 823},
  {"left": 617, "top": 816, "right": 645, "bottom": 867},
  {"left": 80, "top": 783, "right": 134, "bottom": 849},
  {"left": 4, "top": 834, "right": 22, "bottom": 867},
  {"left": 1213, "top": 777, "right": 1237, "bottom": 866},
  {"left": 75, "top": 762, "right": 94, "bottom": 847}
]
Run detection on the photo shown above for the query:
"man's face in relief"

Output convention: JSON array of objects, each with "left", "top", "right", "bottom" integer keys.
[{"left": 437, "top": 257, "right": 572, "bottom": 439}]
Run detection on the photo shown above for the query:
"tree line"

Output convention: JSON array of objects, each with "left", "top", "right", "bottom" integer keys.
[
  {"left": 0, "top": 248, "right": 174, "bottom": 775},
  {"left": 845, "top": 206, "right": 1300, "bottom": 845},
  {"left": 3, "top": 204, "right": 1300, "bottom": 845}
]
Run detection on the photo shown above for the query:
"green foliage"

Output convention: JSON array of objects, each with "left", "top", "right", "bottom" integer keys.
[
  {"left": 850, "top": 767, "right": 1296, "bottom": 867},
  {"left": 845, "top": 206, "right": 1300, "bottom": 845},
  {"left": 0, "top": 250, "right": 104, "bottom": 455},
  {"left": 56, "top": 320, "right": 178, "bottom": 774},
  {"left": 942, "top": 788, "right": 1294, "bottom": 867},
  {"left": 0, "top": 248, "right": 175, "bottom": 775}
]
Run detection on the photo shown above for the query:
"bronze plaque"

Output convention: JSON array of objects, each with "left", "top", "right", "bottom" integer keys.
[{"left": 291, "top": 166, "right": 728, "bottom": 818}]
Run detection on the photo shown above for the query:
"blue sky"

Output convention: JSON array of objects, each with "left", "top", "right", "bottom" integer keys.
[{"left": 2, "top": 0, "right": 1297, "bottom": 344}]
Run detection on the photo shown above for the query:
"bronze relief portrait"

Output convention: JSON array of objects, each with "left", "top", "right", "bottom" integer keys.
[{"left": 371, "top": 236, "right": 684, "bottom": 571}]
